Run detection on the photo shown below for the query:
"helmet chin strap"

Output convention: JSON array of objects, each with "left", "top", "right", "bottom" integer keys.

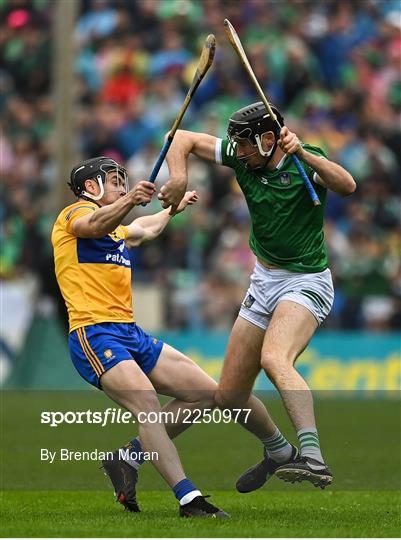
[
  {"left": 251, "top": 134, "right": 278, "bottom": 170},
  {"left": 81, "top": 174, "right": 105, "bottom": 201},
  {"left": 254, "top": 133, "right": 276, "bottom": 158}
]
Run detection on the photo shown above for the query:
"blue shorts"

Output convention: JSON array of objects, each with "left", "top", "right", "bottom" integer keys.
[{"left": 69, "top": 322, "right": 163, "bottom": 389}]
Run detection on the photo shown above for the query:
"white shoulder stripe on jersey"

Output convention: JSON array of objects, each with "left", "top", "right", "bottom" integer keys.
[{"left": 215, "top": 138, "right": 223, "bottom": 164}]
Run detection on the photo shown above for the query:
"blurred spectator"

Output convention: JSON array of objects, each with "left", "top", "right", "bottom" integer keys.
[{"left": 75, "top": 0, "right": 119, "bottom": 46}]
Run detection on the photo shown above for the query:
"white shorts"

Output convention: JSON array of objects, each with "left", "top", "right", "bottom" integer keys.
[{"left": 239, "top": 261, "right": 334, "bottom": 330}]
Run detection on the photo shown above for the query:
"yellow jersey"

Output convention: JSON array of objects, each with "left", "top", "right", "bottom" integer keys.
[{"left": 51, "top": 201, "right": 134, "bottom": 332}]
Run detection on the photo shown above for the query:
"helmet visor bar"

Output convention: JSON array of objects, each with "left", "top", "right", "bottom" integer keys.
[
  {"left": 227, "top": 126, "right": 254, "bottom": 145},
  {"left": 100, "top": 163, "right": 129, "bottom": 195},
  {"left": 227, "top": 127, "right": 260, "bottom": 161}
]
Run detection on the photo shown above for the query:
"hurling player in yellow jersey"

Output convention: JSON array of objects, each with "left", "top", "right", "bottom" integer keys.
[{"left": 52, "top": 156, "right": 229, "bottom": 518}]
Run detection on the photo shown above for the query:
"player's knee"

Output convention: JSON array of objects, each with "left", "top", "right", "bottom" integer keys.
[
  {"left": 261, "top": 353, "right": 289, "bottom": 384},
  {"left": 215, "top": 389, "right": 249, "bottom": 410},
  {"left": 136, "top": 390, "right": 160, "bottom": 415}
]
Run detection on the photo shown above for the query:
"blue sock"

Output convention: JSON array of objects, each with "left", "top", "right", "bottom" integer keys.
[
  {"left": 120, "top": 437, "right": 145, "bottom": 469},
  {"left": 173, "top": 478, "right": 202, "bottom": 505}
]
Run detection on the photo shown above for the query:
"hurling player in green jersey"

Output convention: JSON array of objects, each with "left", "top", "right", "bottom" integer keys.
[{"left": 158, "top": 102, "right": 356, "bottom": 491}]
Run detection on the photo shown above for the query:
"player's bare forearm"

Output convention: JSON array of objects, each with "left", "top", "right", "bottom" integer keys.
[
  {"left": 132, "top": 210, "right": 170, "bottom": 229},
  {"left": 166, "top": 132, "right": 192, "bottom": 184},
  {"left": 127, "top": 191, "right": 198, "bottom": 246},
  {"left": 279, "top": 127, "right": 356, "bottom": 197},
  {"left": 96, "top": 196, "right": 139, "bottom": 234},
  {"left": 160, "top": 130, "right": 216, "bottom": 214},
  {"left": 73, "top": 181, "right": 156, "bottom": 238},
  {"left": 299, "top": 149, "right": 356, "bottom": 196},
  {"left": 159, "top": 131, "right": 193, "bottom": 214},
  {"left": 128, "top": 209, "right": 172, "bottom": 245}
]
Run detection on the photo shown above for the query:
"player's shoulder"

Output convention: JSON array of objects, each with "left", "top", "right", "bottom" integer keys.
[
  {"left": 63, "top": 200, "right": 97, "bottom": 216},
  {"left": 219, "top": 137, "right": 237, "bottom": 157},
  {"left": 52, "top": 201, "right": 98, "bottom": 242},
  {"left": 217, "top": 137, "right": 245, "bottom": 173},
  {"left": 56, "top": 200, "right": 97, "bottom": 223}
]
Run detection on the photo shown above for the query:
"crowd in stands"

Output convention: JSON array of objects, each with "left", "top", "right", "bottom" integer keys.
[{"left": 2, "top": 0, "right": 400, "bottom": 331}]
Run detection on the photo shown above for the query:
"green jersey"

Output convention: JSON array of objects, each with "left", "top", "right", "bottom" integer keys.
[{"left": 216, "top": 139, "right": 329, "bottom": 273}]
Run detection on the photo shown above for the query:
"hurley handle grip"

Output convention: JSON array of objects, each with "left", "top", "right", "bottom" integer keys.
[
  {"left": 272, "top": 125, "right": 321, "bottom": 207},
  {"left": 140, "top": 138, "right": 173, "bottom": 206},
  {"left": 291, "top": 154, "right": 321, "bottom": 206},
  {"left": 149, "top": 137, "right": 172, "bottom": 183}
]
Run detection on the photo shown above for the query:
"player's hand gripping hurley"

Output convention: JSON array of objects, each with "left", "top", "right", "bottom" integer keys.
[
  {"left": 147, "top": 34, "right": 216, "bottom": 187},
  {"left": 223, "top": 19, "right": 320, "bottom": 206}
]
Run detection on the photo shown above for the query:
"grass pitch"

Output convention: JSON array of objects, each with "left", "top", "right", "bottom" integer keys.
[
  {"left": 2, "top": 490, "right": 400, "bottom": 537},
  {"left": 1, "top": 391, "right": 400, "bottom": 537}
]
